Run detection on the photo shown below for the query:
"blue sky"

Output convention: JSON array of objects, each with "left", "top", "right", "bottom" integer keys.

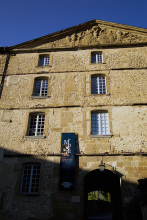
[{"left": 0, "top": 0, "right": 146, "bottom": 47}]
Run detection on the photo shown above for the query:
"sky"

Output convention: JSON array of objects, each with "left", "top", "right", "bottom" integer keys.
[{"left": 0, "top": 0, "right": 146, "bottom": 47}]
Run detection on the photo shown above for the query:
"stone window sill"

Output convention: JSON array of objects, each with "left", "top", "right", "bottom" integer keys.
[
  {"left": 90, "top": 134, "right": 113, "bottom": 138},
  {"left": 90, "top": 62, "right": 106, "bottom": 65},
  {"left": 37, "top": 65, "right": 52, "bottom": 68},
  {"left": 30, "top": 96, "right": 51, "bottom": 99},
  {"left": 19, "top": 193, "right": 40, "bottom": 197},
  {"left": 90, "top": 93, "right": 110, "bottom": 96},
  {"left": 24, "top": 136, "right": 46, "bottom": 139}
]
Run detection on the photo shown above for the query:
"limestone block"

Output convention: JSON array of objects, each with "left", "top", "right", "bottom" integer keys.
[
  {"left": 86, "top": 120, "right": 90, "bottom": 135},
  {"left": 86, "top": 75, "right": 90, "bottom": 82},
  {"left": 61, "top": 112, "right": 73, "bottom": 125},
  {"left": 8, "top": 75, "right": 19, "bottom": 85},
  {"left": 1, "top": 110, "right": 12, "bottom": 122},
  {"left": 86, "top": 83, "right": 90, "bottom": 95},
  {"left": 0, "top": 54, "right": 7, "bottom": 73}
]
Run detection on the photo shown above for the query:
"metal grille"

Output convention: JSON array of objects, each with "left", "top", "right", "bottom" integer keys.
[
  {"left": 33, "top": 79, "right": 48, "bottom": 96},
  {"left": 91, "top": 75, "right": 106, "bottom": 94},
  {"left": 91, "top": 53, "right": 103, "bottom": 63},
  {"left": 28, "top": 113, "right": 45, "bottom": 136},
  {"left": 39, "top": 56, "right": 49, "bottom": 66},
  {"left": 20, "top": 164, "right": 40, "bottom": 194},
  {"left": 91, "top": 112, "right": 109, "bottom": 135}
]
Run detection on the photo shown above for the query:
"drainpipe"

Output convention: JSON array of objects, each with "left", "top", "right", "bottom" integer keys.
[{"left": 0, "top": 47, "right": 10, "bottom": 99}]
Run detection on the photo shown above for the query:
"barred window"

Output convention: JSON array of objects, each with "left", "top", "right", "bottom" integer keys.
[
  {"left": 91, "top": 75, "right": 106, "bottom": 94},
  {"left": 28, "top": 113, "right": 45, "bottom": 136},
  {"left": 20, "top": 163, "right": 40, "bottom": 194},
  {"left": 39, "top": 55, "right": 49, "bottom": 66},
  {"left": 91, "top": 52, "right": 103, "bottom": 63},
  {"left": 91, "top": 112, "right": 109, "bottom": 135},
  {"left": 33, "top": 78, "right": 48, "bottom": 96}
]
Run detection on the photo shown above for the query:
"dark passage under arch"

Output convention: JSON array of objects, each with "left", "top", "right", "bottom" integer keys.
[{"left": 84, "top": 169, "right": 122, "bottom": 220}]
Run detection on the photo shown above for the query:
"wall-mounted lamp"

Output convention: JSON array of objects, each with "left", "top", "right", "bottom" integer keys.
[{"left": 99, "top": 159, "right": 105, "bottom": 172}]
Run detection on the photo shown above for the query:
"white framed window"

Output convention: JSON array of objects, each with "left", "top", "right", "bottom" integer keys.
[
  {"left": 20, "top": 163, "right": 40, "bottom": 194},
  {"left": 91, "top": 112, "right": 109, "bottom": 135},
  {"left": 33, "top": 78, "right": 48, "bottom": 96},
  {"left": 91, "top": 75, "right": 106, "bottom": 94},
  {"left": 91, "top": 52, "right": 103, "bottom": 63},
  {"left": 27, "top": 113, "right": 45, "bottom": 136},
  {"left": 39, "top": 55, "right": 49, "bottom": 66}
]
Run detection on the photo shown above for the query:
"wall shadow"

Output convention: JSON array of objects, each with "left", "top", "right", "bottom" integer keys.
[{"left": 0, "top": 142, "right": 145, "bottom": 220}]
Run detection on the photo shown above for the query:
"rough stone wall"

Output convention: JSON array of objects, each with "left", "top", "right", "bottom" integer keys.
[
  {"left": 0, "top": 54, "right": 7, "bottom": 74},
  {"left": 0, "top": 70, "right": 147, "bottom": 109},
  {"left": 0, "top": 54, "right": 7, "bottom": 91},
  {"left": 0, "top": 42, "right": 147, "bottom": 219},
  {"left": 0, "top": 155, "right": 146, "bottom": 220},
  {"left": 0, "top": 47, "right": 146, "bottom": 109},
  {"left": 5, "top": 47, "right": 147, "bottom": 75},
  {"left": 0, "top": 106, "right": 146, "bottom": 155}
]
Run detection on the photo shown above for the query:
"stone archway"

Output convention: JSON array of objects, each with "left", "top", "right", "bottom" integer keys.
[{"left": 84, "top": 169, "right": 122, "bottom": 220}]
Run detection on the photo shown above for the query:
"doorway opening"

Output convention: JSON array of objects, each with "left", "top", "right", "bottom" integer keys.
[{"left": 84, "top": 169, "right": 122, "bottom": 220}]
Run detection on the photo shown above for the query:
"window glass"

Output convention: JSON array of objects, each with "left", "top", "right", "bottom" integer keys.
[
  {"left": 28, "top": 113, "right": 45, "bottom": 136},
  {"left": 33, "top": 79, "right": 48, "bottom": 96},
  {"left": 39, "top": 56, "right": 49, "bottom": 66},
  {"left": 91, "top": 52, "right": 103, "bottom": 63},
  {"left": 91, "top": 75, "right": 106, "bottom": 94},
  {"left": 20, "top": 163, "right": 40, "bottom": 194},
  {"left": 91, "top": 112, "right": 109, "bottom": 135}
]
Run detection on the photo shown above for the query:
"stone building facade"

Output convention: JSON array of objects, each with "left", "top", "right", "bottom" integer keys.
[{"left": 0, "top": 19, "right": 147, "bottom": 220}]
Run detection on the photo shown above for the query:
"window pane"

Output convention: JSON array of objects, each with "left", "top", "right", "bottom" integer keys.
[
  {"left": 33, "top": 79, "right": 48, "bottom": 96},
  {"left": 91, "top": 53, "right": 96, "bottom": 63},
  {"left": 28, "top": 113, "right": 45, "bottom": 136},
  {"left": 20, "top": 164, "right": 40, "bottom": 194},
  {"left": 44, "top": 57, "right": 49, "bottom": 66},
  {"left": 91, "top": 76, "right": 98, "bottom": 94},
  {"left": 41, "top": 80, "right": 48, "bottom": 96},
  {"left": 96, "top": 53, "right": 103, "bottom": 63},
  {"left": 91, "top": 75, "right": 106, "bottom": 94},
  {"left": 91, "top": 112, "right": 109, "bottom": 135},
  {"left": 91, "top": 53, "right": 103, "bottom": 63},
  {"left": 39, "top": 56, "right": 49, "bottom": 66}
]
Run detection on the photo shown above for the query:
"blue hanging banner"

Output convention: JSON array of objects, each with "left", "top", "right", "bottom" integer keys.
[{"left": 59, "top": 133, "right": 75, "bottom": 190}]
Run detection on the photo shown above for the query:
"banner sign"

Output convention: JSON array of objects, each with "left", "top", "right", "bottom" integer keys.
[{"left": 59, "top": 133, "right": 75, "bottom": 190}]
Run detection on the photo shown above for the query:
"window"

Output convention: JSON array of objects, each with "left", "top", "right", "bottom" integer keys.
[
  {"left": 91, "top": 52, "right": 103, "bottom": 63},
  {"left": 33, "top": 78, "right": 48, "bottom": 97},
  {"left": 91, "top": 75, "right": 106, "bottom": 94},
  {"left": 20, "top": 163, "right": 40, "bottom": 194},
  {"left": 91, "top": 111, "right": 109, "bottom": 135},
  {"left": 27, "top": 113, "right": 45, "bottom": 136},
  {"left": 39, "top": 55, "right": 49, "bottom": 66}
]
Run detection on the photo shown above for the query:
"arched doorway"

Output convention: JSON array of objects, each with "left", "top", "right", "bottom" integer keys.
[{"left": 84, "top": 169, "right": 122, "bottom": 220}]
